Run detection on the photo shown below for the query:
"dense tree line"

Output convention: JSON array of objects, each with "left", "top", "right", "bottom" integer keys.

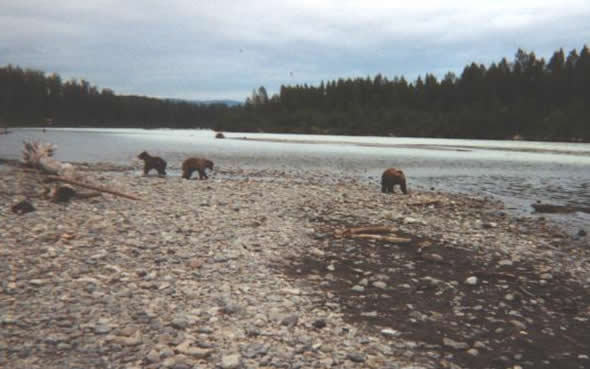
[
  {"left": 0, "top": 66, "right": 227, "bottom": 129},
  {"left": 223, "top": 46, "right": 590, "bottom": 141},
  {"left": 1, "top": 46, "right": 589, "bottom": 141}
]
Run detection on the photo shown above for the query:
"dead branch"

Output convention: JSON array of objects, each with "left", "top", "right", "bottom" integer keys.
[
  {"left": 47, "top": 175, "right": 141, "bottom": 201},
  {"left": 342, "top": 225, "right": 393, "bottom": 235},
  {"left": 349, "top": 234, "right": 413, "bottom": 244},
  {"left": 519, "top": 286, "right": 536, "bottom": 298},
  {"left": 75, "top": 192, "right": 102, "bottom": 199}
]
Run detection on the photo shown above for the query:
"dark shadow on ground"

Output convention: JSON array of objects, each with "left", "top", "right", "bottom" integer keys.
[{"left": 282, "top": 220, "right": 590, "bottom": 369}]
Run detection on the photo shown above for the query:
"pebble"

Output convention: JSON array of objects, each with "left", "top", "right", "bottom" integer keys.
[
  {"left": 442, "top": 337, "right": 469, "bottom": 350},
  {"left": 373, "top": 281, "right": 387, "bottom": 289},
  {"left": 381, "top": 328, "right": 401, "bottom": 337},
  {"left": 146, "top": 349, "right": 160, "bottom": 363},
  {"left": 94, "top": 324, "right": 111, "bottom": 334},
  {"left": 171, "top": 315, "right": 190, "bottom": 329},
  {"left": 351, "top": 285, "right": 365, "bottom": 292},
  {"left": 220, "top": 353, "right": 241, "bottom": 369},
  {"left": 346, "top": 352, "right": 366, "bottom": 363},
  {"left": 312, "top": 319, "right": 327, "bottom": 329},
  {"left": 467, "top": 348, "right": 479, "bottom": 356},
  {"left": 2, "top": 165, "right": 588, "bottom": 369},
  {"left": 281, "top": 314, "right": 299, "bottom": 327}
]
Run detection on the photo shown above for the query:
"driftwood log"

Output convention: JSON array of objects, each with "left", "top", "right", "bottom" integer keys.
[
  {"left": 336, "top": 225, "right": 413, "bottom": 245},
  {"left": 47, "top": 175, "right": 141, "bottom": 201},
  {"left": 21, "top": 141, "right": 141, "bottom": 201},
  {"left": 342, "top": 225, "right": 392, "bottom": 235},
  {"left": 532, "top": 203, "right": 590, "bottom": 214}
]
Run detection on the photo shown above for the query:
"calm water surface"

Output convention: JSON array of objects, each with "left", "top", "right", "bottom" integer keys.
[{"left": 2, "top": 127, "right": 589, "bottom": 233}]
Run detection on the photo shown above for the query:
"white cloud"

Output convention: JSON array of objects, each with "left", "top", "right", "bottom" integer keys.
[{"left": 1, "top": 0, "right": 589, "bottom": 99}]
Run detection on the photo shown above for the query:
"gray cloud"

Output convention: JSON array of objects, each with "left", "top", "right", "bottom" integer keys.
[{"left": 1, "top": 0, "right": 589, "bottom": 100}]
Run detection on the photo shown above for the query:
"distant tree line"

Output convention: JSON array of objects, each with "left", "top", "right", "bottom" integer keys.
[
  {"left": 223, "top": 46, "right": 590, "bottom": 141},
  {"left": 1, "top": 46, "right": 589, "bottom": 141},
  {"left": 0, "top": 66, "right": 227, "bottom": 129}
]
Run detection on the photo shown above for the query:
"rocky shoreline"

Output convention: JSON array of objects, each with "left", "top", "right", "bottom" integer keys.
[{"left": 1, "top": 164, "right": 589, "bottom": 369}]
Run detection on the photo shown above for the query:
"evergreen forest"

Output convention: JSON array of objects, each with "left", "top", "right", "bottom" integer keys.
[{"left": 1, "top": 46, "right": 589, "bottom": 141}]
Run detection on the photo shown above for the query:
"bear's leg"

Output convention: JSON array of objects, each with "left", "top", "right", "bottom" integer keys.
[{"left": 198, "top": 169, "right": 208, "bottom": 180}]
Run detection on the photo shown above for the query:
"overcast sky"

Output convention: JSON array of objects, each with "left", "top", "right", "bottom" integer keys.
[{"left": 2, "top": 1, "right": 589, "bottom": 101}]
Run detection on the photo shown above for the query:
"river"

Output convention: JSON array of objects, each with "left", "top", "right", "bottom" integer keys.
[{"left": 1, "top": 127, "right": 589, "bottom": 234}]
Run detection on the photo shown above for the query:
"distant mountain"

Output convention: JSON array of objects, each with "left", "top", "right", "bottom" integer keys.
[
  {"left": 197, "top": 99, "right": 242, "bottom": 107},
  {"left": 167, "top": 98, "right": 242, "bottom": 107}
]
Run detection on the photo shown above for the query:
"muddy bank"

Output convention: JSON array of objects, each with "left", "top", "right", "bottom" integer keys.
[{"left": 1, "top": 164, "right": 589, "bottom": 369}]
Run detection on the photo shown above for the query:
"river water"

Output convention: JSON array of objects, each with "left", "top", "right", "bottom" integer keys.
[{"left": 1, "top": 127, "right": 589, "bottom": 234}]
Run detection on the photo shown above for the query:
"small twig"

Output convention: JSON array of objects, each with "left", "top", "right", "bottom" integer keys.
[{"left": 519, "top": 286, "right": 536, "bottom": 298}]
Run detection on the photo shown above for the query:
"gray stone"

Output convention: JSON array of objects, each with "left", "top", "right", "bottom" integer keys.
[
  {"left": 171, "top": 315, "right": 189, "bottom": 329},
  {"left": 467, "top": 348, "right": 479, "bottom": 356},
  {"left": 242, "top": 343, "right": 268, "bottom": 358},
  {"left": 346, "top": 352, "right": 366, "bottom": 363},
  {"left": 372, "top": 281, "right": 387, "bottom": 289},
  {"left": 221, "top": 353, "right": 241, "bottom": 369},
  {"left": 351, "top": 285, "right": 365, "bottom": 292},
  {"left": 381, "top": 328, "right": 401, "bottom": 337},
  {"left": 443, "top": 337, "right": 469, "bottom": 350},
  {"left": 94, "top": 324, "right": 111, "bottom": 334},
  {"left": 281, "top": 314, "right": 299, "bottom": 327},
  {"left": 145, "top": 349, "right": 160, "bottom": 363}
]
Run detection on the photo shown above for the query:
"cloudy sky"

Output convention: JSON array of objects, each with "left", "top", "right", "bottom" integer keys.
[{"left": 2, "top": 1, "right": 589, "bottom": 101}]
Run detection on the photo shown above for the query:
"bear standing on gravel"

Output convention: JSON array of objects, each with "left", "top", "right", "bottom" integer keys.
[
  {"left": 381, "top": 168, "right": 408, "bottom": 194},
  {"left": 138, "top": 151, "right": 167, "bottom": 176},
  {"left": 182, "top": 158, "right": 214, "bottom": 180}
]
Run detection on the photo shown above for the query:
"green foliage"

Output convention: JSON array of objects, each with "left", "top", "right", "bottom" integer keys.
[
  {"left": 0, "top": 65, "right": 228, "bottom": 129},
  {"left": 1, "top": 45, "right": 589, "bottom": 141},
  {"left": 251, "top": 46, "right": 589, "bottom": 141}
]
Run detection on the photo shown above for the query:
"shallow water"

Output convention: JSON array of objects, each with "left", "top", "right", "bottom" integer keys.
[{"left": 2, "top": 127, "right": 589, "bottom": 233}]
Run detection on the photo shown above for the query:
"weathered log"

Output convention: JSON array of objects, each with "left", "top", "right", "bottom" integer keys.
[
  {"left": 47, "top": 175, "right": 141, "bottom": 201},
  {"left": 532, "top": 203, "right": 590, "bottom": 214},
  {"left": 22, "top": 141, "right": 57, "bottom": 170}
]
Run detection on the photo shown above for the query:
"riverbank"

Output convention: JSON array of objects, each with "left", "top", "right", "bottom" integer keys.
[{"left": 1, "top": 164, "right": 589, "bottom": 369}]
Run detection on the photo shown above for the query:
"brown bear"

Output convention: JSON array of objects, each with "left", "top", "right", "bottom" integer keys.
[
  {"left": 381, "top": 168, "right": 408, "bottom": 194},
  {"left": 138, "top": 151, "right": 167, "bottom": 176},
  {"left": 182, "top": 157, "right": 214, "bottom": 180}
]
